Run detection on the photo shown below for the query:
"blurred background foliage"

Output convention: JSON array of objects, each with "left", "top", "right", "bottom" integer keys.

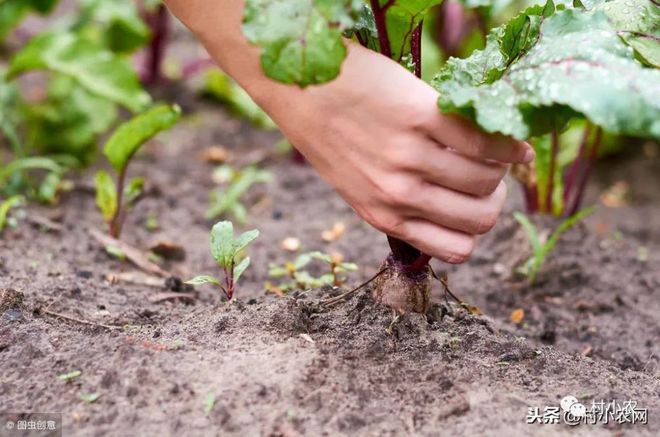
[{"left": 0, "top": 0, "right": 656, "bottom": 214}]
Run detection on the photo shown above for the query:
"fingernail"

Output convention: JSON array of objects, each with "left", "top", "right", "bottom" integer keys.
[{"left": 522, "top": 148, "right": 536, "bottom": 163}]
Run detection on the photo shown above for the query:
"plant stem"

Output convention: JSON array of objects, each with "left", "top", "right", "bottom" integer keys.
[
  {"left": 109, "top": 167, "right": 126, "bottom": 239},
  {"left": 563, "top": 123, "right": 592, "bottom": 209},
  {"left": 374, "top": 3, "right": 430, "bottom": 273},
  {"left": 568, "top": 127, "right": 603, "bottom": 216},
  {"left": 544, "top": 131, "right": 559, "bottom": 214},
  {"left": 411, "top": 22, "right": 423, "bottom": 78},
  {"left": 370, "top": 0, "right": 394, "bottom": 58},
  {"left": 142, "top": 4, "right": 170, "bottom": 85},
  {"left": 524, "top": 185, "right": 538, "bottom": 214}
]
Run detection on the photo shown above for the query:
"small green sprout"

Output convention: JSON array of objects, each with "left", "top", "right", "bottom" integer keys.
[
  {"left": 58, "top": 370, "right": 82, "bottom": 382},
  {"left": 95, "top": 104, "right": 181, "bottom": 238},
  {"left": 206, "top": 164, "right": 272, "bottom": 223},
  {"left": 0, "top": 195, "right": 23, "bottom": 232},
  {"left": 514, "top": 207, "right": 595, "bottom": 283},
  {"left": 204, "top": 393, "right": 216, "bottom": 415},
  {"left": 267, "top": 251, "right": 358, "bottom": 293},
  {"left": 79, "top": 393, "right": 101, "bottom": 404},
  {"left": 186, "top": 221, "right": 259, "bottom": 300}
]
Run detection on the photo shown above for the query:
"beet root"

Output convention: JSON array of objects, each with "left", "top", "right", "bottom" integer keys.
[{"left": 371, "top": 255, "right": 431, "bottom": 314}]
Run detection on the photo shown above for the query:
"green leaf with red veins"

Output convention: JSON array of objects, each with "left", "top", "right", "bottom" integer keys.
[
  {"left": 433, "top": 7, "right": 660, "bottom": 139},
  {"left": 585, "top": 0, "right": 660, "bottom": 67},
  {"left": 243, "top": 0, "right": 361, "bottom": 87},
  {"left": 375, "top": 0, "right": 444, "bottom": 62}
]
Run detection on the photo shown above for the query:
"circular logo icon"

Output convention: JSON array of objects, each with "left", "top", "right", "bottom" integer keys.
[
  {"left": 570, "top": 402, "right": 587, "bottom": 418},
  {"left": 5, "top": 421, "right": 15, "bottom": 430},
  {"left": 560, "top": 395, "right": 579, "bottom": 412}
]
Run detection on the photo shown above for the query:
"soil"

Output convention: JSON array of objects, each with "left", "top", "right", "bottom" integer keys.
[{"left": 2, "top": 12, "right": 660, "bottom": 437}]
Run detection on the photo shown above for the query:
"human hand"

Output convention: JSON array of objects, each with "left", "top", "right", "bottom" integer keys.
[{"left": 255, "top": 44, "right": 534, "bottom": 263}]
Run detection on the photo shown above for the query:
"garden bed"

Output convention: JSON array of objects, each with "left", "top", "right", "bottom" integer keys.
[{"left": 1, "top": 95, "right": 659, "bottom": 435}]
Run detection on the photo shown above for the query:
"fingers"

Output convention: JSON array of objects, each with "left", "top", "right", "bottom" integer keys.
[
  {"left": 394, "top": 219, "right": 477, "bottom": 264},
  {"left": 367, "top": 178, "right": 508, "bottom": 263},
  {"left": 407, "top": 143, "right": 508, "bottom": 197},
  {"left": 422, "top": 111, "right": 535, "bottom": 164},
  {"left": 400, "top": 180, "right": 508, "bottom": 236}
]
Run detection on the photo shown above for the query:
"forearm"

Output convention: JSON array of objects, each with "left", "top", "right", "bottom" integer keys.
[{"left": 163, "top": 0, "right": 271, "bottom": 97}]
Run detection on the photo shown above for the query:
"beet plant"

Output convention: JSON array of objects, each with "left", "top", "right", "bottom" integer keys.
[
  {"left": 242, "top": 0, "right": 659, "bottom": 314},
  {"left": 186, "top": 221, "right": 259, "bottom": 300},
  {"left": 268, "top": 251, "right": 358, "bottom": 292},
  {"left": 95, "top": 104, "right": 181, "bottom": 238}
]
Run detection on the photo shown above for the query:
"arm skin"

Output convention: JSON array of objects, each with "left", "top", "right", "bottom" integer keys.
[{"left": 164, "top": 0, "right": 535, "bottom": 264}]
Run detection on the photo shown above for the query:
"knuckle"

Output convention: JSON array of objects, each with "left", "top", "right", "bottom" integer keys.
[
  {"left": 389, "top": 143, "right": 421, "bottom": 170},
  {"left": 379, "top": 176, "right": 418, "bottom": 207},
  {"left": 466, "top": 134, "right": 487, "bottom": 157},
  {"left": 371, "top": 214, "right": 406, "bottom": 237}
]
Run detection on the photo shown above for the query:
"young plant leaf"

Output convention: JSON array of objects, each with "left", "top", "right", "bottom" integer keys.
[
  {"left": 8, "top": 32, "right": 151, "bottom": 112},
  {"left": 242, "top": 0, "right": 360, "bottom": 86},
  {"left": 233, "top": 257, "right": 251, "bottom": 283},
  {"left": 513, "top": 212, "right": 542, "bottom": 256},
  {"left": 433, "top": 6, "right": 660, "bottom": 140},
  {"left": 0, "top": 195, "right": 23, "bottom": 232},
  {"left": 203, "top": 70, "right": 277, "bottom": 130},
  {"left": 103, "top": 104, "right": 181, "bottom": 173},
  {"left": 78, "top": 0, "right": 150, "bottom": 53},
  {"left": 94, "top": 170, "right": 117, "bottom": 222},
  {"left": 58, "top": 370, "right": 82, "bottom": 381},
  {"left": 185, "top": 275, "right": 222, "bottom": 286},
  {"left": 206, "top": 166, "right": 272, "bottom": 221},
  {"left": 0, "top": 0, "right": 59, "bottom": 41},
  {"left": 235, "top": 229, "right": 260, "bottom": 254},
  {"left": 79, "top": 392, "right": 101, "bottom": 404},
  {"left": 210, "top": 220, "right": 235, "bottom": 267},
  {"left": 124, "top": 177, "right": 145, "bottom": 206},
  {"left": 0, "top": 157, "right": 62, "bottom": 184}
]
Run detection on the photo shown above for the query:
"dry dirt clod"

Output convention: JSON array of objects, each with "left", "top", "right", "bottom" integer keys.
[
  {"left": 200, "top": 146, "right": 232, "bottom": 164},
  {"left": 148, "top": 240, "right": 187, "bottom": 261},
  {"left": 281, "top": 237, "right": 301, "bottom": 252},
  {"left": 0, "top": 288, "right": 24, "bottom": 313}
]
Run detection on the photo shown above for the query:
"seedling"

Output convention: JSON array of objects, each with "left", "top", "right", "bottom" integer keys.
[
  {"left": 243, "top": 0, "right": 659, "bottom": 313},
  {"left": 514, "top": 207, "right": 595, "bottom": 283},
  {"left": 94, "top": 104, "right": 181, "bottom": 238},
  {"left": 186, "top": 221, "right": 259, "bottom": 300},
  {"left": 206, "top": 164, "right": 272, "bottom": 223},
  {"left": 58, "top": 370, "right": 82, "bottom": 382},
  {"left": 268, "top": 251, "right": 358, "bottom": 293},
  {"left": 0, "top": 195, "right": 23, "bottom": 232}
]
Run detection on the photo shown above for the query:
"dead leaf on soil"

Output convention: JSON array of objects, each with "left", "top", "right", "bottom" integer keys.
[
  {"left": 89, "top": 228, "right": 171, "bottom": 278},
  {"left": 148, "top": 240, "right": 186, "bottom": 261},
  {"left": 321, "top": 222, "right": 346, "bottom": 243},
  {"left": 281, "top": 237, "right": 301, "bottom": 252},
  {"left": 148, "top": 292, "right": 196, "bottom": 304},
  {"left": 600, "top": 181, "right": 630, "bottom": 208},
  {"left": 264, "top": 282, "right": 286, "bottom": 298},
  {"left": 510, "top": 308, "right": 525, "bottom": 325},
  {"left": 199, "top": 146, "right": 232, "bottom": 164},
  {"left": 106, "top": 272, "right": 164, "bottom": 288}
]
